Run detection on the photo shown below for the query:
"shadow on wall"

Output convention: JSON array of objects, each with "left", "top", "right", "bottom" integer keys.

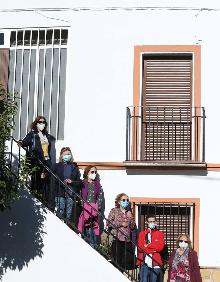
[{"left": 0, "top": 187, "right": 47, "bottom": 280}]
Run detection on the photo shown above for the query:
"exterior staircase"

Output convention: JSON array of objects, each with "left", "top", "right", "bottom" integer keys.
[{"left": 3, "top": 136, "right": 164, "bottom": 282}]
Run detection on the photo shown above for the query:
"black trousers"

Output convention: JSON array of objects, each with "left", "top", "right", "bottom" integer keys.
[
  {"left": 111, "top": 239, "right": 136, "bottom": 270},
  {"left": 30, "top": 158, "right": 51, "bottom": 203}
]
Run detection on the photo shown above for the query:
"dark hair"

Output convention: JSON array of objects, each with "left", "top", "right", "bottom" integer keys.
[
  {"left": 115, "top": 193, "right": 129, "bottom": 208},
  {"left": 31, "top": 116, "right": 48, "bottom": 134},
  {"left": 83, "top": 165, "right": 97, "bottom": 179},
  {"left": 176, "top": 234, "right": 192, "bottom": 249},
  {"left": 146, "top": 214, "right": 156, "bottom": 221}
]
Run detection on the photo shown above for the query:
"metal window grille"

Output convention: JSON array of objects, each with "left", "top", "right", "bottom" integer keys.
[
  {"left": 135, "top": 202, "right": 195, "bottom": 255},
  {"left": 141, "top": 107, "right": 192, "bottom": 161},
  {"left": 126, "top": 106, "right": 206, "bottom": 162},
  {"left": 8, "top": 28, "right": 68, "bottom": 140}
]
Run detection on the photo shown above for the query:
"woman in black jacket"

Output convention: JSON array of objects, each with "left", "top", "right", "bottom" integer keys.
[
  {"left": 52, "top": 147, "right": 82, "bottom": 225},
  {"left": 20, "top": 116, "right": 52, "bottom": 199}
]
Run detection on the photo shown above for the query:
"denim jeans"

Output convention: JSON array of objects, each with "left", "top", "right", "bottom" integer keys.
[
  {"left": 140, "top": 265, "right": 161, "bottom": 282},
  {"left": 55, "top": 196, "right": 73, "bottom": 220},
  {"left": 85, "top": 227, "right": 97, "bottom": 248}
]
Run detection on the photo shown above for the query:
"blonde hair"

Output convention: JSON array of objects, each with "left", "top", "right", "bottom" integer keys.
[
  {"left": 176, "top": 234, "right": 192, "bottom": 249},
  {"left": 59, "top": 147, "right": 74, "bottom": 163},
  {"left": 115, "top": 193, "right": 129, "bottom": 208}
]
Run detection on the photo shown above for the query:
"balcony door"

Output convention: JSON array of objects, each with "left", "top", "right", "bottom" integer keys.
[{"left": 141, "top": 53, "right": 193, "bottom": 161}]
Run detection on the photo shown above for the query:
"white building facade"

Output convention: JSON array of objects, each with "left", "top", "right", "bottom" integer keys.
[{"left": 1, "top": 1, "right": 220, "bottom": 279}]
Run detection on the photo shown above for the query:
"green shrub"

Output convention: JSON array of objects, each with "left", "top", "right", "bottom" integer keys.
[{"left": 0, "top": 84, "right": 18, "bottom": 210}]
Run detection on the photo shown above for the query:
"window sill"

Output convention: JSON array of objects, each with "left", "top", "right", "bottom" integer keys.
[{"left": 124, "top": 161, "right": 207, "bottom": 175}]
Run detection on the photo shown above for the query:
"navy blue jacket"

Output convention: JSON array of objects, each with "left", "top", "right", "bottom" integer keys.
[
  {"left": 52, "top": 162, "right": 82, "bottom": 197},
  {"left": 21, "top": 130, "right": 52, "bottom": 162}
]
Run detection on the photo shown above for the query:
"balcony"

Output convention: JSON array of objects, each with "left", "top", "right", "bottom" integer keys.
[{"left": 125, "top": 106, "right": 207, "bottom": 172}]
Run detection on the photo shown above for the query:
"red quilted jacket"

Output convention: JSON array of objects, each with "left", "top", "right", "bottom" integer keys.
[{"left": 137, "top": 228, "right": 165, "bottom": 267}]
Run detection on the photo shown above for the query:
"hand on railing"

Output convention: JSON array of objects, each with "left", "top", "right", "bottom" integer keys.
[
  {"left": 64, "top": 178, "right": 73, "bottom": 184},
  {"left": 16, "top": 140, "right": 23, "bottom": 147}
]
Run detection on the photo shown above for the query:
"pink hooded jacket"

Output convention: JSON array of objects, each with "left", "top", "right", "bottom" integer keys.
[{"left": 78, "top": 202, "right": 100, "bottom": 236}]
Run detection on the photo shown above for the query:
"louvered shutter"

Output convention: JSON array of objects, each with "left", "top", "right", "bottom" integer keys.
[
  {"left": 141, "top": 54, "right": 192, "bottom": 161},
  {"left": 0, "top": 49, "right": 9, "bottom": 90}
]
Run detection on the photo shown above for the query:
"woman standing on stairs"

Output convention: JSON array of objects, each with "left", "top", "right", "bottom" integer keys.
[
  {"left": 20, "top": 116, "right": 52, "bottom": 202},
  {"left": 52, "top": 147, "right": 82, "bottom": 226},
  {"left": 78, "top": 165, "right": 104, "bottom": 248},
  {"left": 107, "top": 193, "right": 136, "bottom": 271}
]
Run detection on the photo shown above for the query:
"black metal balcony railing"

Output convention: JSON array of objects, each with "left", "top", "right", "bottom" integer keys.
[
  {"left": 126, "top": 106, "right": 206, "bottom": 163},
  {"left": 5, "top": 137, "right": 165, "bottom": 282}
]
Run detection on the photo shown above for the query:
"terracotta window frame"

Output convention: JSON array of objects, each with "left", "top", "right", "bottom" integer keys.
[
  {"left": 132, "top": 45, "right": 201, "bottom": 161},
  {"left": 130, "top": 197, "right": 200, "bottom": 254}
]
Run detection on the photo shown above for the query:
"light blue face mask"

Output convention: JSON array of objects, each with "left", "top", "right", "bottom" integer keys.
[
  {"left": 120, "top": 200, "right": 129, "bottom": 209},
  {"left": 63, "top": 155, "right": 71, "bottom": 162},
  {"left": 148, "top": 223, "right": 157, "bottom": 229}
]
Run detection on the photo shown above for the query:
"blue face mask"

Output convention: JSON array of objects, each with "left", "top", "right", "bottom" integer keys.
[
  {"left": 148, "top": 223, "right": 157, "bottom": 229},
  {"left": 63, "top": 155, "right": 71, "bottom": 162},
  {"left": 120, "top": 200, "right": 129, "bottom": 209}
]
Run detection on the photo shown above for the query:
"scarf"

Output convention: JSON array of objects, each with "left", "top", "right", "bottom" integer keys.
[
  {"left": 81, "top": 180, "right": 101, "bottom": 202},
  {"left": 171, "top": 247, "right": 190, "bottom": 281}
]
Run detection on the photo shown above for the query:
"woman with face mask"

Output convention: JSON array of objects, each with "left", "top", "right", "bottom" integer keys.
[
  {"left": 20, "top": 116, "right": 52, "bottom": 201},
  {"left": 168, "top": 234, "right": 202, "bottom": 282},
  {"left": 107, "top": 193, "right": 136, "bottom": 271},
  {"left": 78, "top": 165, "right": 104, "bottom": 248},
  {"left": 52, "top": 147, "right": 81, "bottom": 225}
]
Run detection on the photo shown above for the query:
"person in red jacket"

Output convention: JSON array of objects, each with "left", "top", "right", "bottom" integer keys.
[{"left": 137, "top": 214, "right": 165, "bottom": 282}]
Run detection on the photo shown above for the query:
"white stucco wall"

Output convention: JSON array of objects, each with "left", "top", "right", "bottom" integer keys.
[
  {"left": 1, "top": 0, "right": 220, "bottom": 273},
  {"left": 97, "top": 170, "right": 220, "bottom": 267},
  {"left": 20, "top": 6, "right": 219, "bottom": 164},
  {"left": 1, "top": 3, "right": 220, "bottom": 162}
]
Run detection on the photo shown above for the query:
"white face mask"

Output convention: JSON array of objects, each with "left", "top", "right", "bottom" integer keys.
[
  {"left": 88, "top": 173, "right": 96, "bottom": 180},
  {"left": 37, "top": 123, "right": 45, "bottom": 131},
  {"left": 179, "top": 241, "right": 188, "bottom": 249}
]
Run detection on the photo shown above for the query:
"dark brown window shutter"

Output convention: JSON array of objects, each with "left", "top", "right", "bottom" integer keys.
[
  {"left": 141, "top": 54, "right": 193, "bottom": 161},
  {"left": 0, "top": 49, "right": 9, "bottom": 90}
]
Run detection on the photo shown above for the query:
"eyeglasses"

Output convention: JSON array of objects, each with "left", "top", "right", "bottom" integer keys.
[
  {"left": 179, "top": 240, "right": 188, "bottom": 243},
  {"left": 121, "top": 199, "right": 129, "bottom": 202},
  {"left": 38, "top": 121, "right": 46, "bottom": 124},
  {"left": 90, "top": 171, "right": 97, "bottom": 174}
]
